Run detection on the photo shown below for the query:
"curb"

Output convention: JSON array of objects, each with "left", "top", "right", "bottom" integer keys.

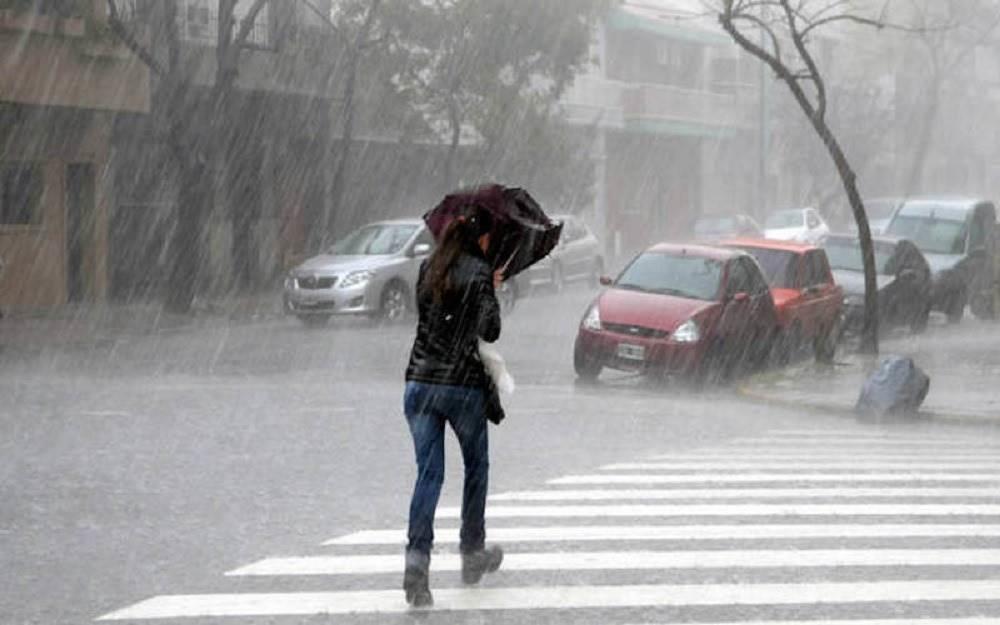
[{"left": 736, "top": 378, "right": 1000, "bottom": 428}]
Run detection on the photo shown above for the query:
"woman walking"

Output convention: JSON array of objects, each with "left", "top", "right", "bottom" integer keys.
[{"left": 403, "top": 205, "right": 505, "bottom": 607}]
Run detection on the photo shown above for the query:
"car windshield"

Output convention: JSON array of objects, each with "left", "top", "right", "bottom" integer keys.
[
  {"left": 886, "top": 215, "right": 967, "bottom": 255},
  {"left": 615, "top": 252, "right": 722, "bottom": 301},
  {"left": 765, "top": 210, "right": 804, "bottom": 229},
  {"left": 694, "top": 217, "right": 735, "bottom": 237},
  {"left": 823, "top": 239, "right": 895, "bottom": 274},
  {"left": 329, "top": 224, "right": 418, "bottom": 256},
  {"left": 738, "top": 247, "right": 798, "bottom": 288}
]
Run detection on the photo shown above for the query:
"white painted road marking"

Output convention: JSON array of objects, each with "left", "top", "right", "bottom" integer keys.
[
  {"left": 698, "top": 439, "right": 1000, "bottom": 449},
  {"left": 324, "top": 523, "right": 1000, "bottom": 546},
  {"left": 490, "top": 487, "right": 1000, "bottom": 501},
  {"left": 628, "top": 619, "right": 1000, "bottom": 625},
  {"left": 605, "top": 462, "right": 1000, "bottom": 470},
  {"left": 549, "top": 473, "right": 1000, "bottom": 485},
  {"left": 96, "top": 580, "right": 1000, "bottom": 620},
  {"left": 228, "top": 548, "right": 1000, "bottom": 576},
  {"left": 649, "top": 452, "right": 1000, "bottom": 460},
  {"left": 437, "top": 503, "right": 1000, "bottom": 519}
]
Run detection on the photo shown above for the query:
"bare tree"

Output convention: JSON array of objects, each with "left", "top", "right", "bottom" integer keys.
[
  {"left": 898, "top": 0, "right": 1000, "bottom": 195},
  {"left": 715, "top": 0, "right": 897, "bottom": 354},
  {"left": 107, "top": 0, "right": 269, "bottom": 312}
]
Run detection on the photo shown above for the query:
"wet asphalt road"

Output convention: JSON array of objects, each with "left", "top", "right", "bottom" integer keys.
[{"left": 3, "top": 285, "right": 1000, "bottom": 624}]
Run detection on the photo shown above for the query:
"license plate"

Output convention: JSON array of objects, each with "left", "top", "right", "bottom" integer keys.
[{"left": 617, "top": 343, "right": 645, "bottom": 361}]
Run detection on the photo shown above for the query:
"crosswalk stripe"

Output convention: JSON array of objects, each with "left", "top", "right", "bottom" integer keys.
[
  {"left": 95, "top": 580, "right": 1000, "bottom": 620},
  {"left": 490, "top": 487, "right": 1000, "bottom": 501},
  {"left": 700, "top": 439, "right": 1000, "bottom": 448},
  {"left": 227, "top": 548, "right": 1000, "bottom": 576},
  {"left": 604, "top": 462, "right": 1000, "bottom": 470},
  {"left": 438, "top": 503, "right": 1000, "bottom": 519},
  {"left": 550, "top": 473, "right": 1000, "bottom": 485},
  {"left": 744, "top": 431, "right": 992, "bottom": 440},
  {"left": 648, "top": 453, "right": 1000, "bottom": 460},
  {"left": 324, "top": 523, "right": 1000, "bottom": 546},
  {"left": 629, "top": 619, "right": 1000, "bottom": 625}
]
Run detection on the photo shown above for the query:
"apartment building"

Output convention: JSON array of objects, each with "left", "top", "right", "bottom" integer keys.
[{"left": 561, "top": 1, "right": 758, "bottom": 260}]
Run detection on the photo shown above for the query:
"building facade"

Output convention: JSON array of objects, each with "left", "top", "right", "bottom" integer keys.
[
  {"left": 561, "top": 2, "right": 759, "bottom": 263},
  {"left": 0, "top": 0, "right": 150, "bottom": 311}
]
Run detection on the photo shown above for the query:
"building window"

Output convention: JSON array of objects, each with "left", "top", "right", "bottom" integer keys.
[{"left": 0, "top": 162, "right": 43, "bottom": 226}]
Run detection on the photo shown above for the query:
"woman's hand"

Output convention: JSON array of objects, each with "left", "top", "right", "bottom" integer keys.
[{"left": 493, "top": 269, "right": 504, "bottom": 290}]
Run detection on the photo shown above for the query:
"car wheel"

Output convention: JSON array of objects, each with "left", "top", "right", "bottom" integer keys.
[
  {"left": 550, "top": 262, "right": 565, "bottom": 293},
  {"left": 814, "top": 317, "right": 840, "bottom": 364},
  {"left": 573, "top": 342, "right": 602, "bottom": 381},
  {"left": 299, "top": 315, "right": 330, "bottom": 328},
  {"left": 498, "top": 281, "right": 517, "bottom": 315},
  {"left": 946, "top": 289, "right": 966, "bottom": 324},
  {"left": 379, "top": 282, "right": 409, "bottom": 323}
]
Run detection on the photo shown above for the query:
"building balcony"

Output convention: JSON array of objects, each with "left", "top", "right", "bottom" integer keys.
[
  {"left": 621, "top": 81, "right": 753, "bottom": 136},
  {"left": 0, "top": 1, "right": 149, "bottom": 112},
  {"left": 562, "top": 74, "right": 754, "bottom": 138}
]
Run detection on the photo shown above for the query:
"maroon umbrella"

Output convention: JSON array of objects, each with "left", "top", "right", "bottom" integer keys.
[{"left": 423, "top": 184, "right": 563, "bottom": 280}]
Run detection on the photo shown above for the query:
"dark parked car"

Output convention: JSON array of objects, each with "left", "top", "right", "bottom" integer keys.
[
  {"left": 884, "top": 197, "right": 996, "bottom": 323},
  {"left": 573, "top": 243, "right": 777, "bottom": 383},
  {"left": 693, "top": 214, "right": 763, "bottom": 240},
  {"left": 822, "top": 234, "right": 932, "bottom": 335}
]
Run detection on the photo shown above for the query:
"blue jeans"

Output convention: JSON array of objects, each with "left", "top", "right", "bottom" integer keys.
[{"left": 404, "top": 381, "right": 489, "bottom": 556}]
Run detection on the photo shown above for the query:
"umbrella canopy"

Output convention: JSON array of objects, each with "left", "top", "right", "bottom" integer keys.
[{"left": 423, "top": 184, "right": 563, "bottom": 279}]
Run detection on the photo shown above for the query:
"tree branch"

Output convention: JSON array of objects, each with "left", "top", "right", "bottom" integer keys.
[
  {"left": 106, "top": 0, "right": 164, "bottom": 76},
  {"left": 234, "top": 0, "right": 270, "bottom": 49}
]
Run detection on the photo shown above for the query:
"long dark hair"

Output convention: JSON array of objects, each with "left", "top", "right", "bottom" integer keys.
[{"left": 423, "top": 205, "right": 494, "bottom": 303}]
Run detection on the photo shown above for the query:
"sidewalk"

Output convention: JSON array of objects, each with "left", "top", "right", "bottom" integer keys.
[
  {"left": 739, "top": 319, "right": 1000, "bottom": 424},
  {"left": 0, "top": 292, "right": 285, "bottom": 352}
]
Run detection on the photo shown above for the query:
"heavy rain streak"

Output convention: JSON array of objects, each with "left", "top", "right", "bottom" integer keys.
[{"left": 6, "top": 0, "right": 1000, "bottom": 623}]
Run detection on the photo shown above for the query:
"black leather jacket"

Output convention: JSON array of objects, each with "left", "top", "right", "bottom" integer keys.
[{"left": 405, "top": 249, "right": 501, "bottom": 388}]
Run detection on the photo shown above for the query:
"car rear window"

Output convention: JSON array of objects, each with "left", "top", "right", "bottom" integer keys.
[
  {"left": 737, "top": 247, "right": 798, "bottom": 289},
  {"left": 765, "top": 210, "right": 804, "bottom": 229},
  {"left": 616, "top": 252, "right": 723, "bottom": 301}
]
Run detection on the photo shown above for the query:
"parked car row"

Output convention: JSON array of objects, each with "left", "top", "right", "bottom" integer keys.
[
  {"left": 576, "top": 196, "right": 998, "bottom": 385},
  {"left": 282, "top": 213, "right": 604, "bottom": 326}
]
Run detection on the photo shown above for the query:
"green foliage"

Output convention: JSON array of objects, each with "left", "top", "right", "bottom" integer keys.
[{"left": 377, "top": 0, "right": 608, "bottom": 198}]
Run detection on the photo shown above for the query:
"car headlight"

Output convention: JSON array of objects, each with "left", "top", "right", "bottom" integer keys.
[
  {"left": 339, "top": 270, "right": 374, "bottom": 289},
  {"left": 672, "top": 318, "right": 700, "bottom": 343},
  {"left": 582, "top": 305, "right": 601, "bottom": 331}
]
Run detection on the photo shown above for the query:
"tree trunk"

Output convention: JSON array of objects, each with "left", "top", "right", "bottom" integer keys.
[
  {"left": 165, "top": 160, "right": 210, "bottom": 313},
  {"left": 811, "top": 118, "right": 880, "bottom": 353}
]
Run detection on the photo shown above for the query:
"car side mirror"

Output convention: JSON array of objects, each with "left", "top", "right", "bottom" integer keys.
[
  {"left": 412, "top": 243, "right": 432, "bottom": 257},
  {"left": 599, "top": 276, "right": 613, "bottom": 287}
]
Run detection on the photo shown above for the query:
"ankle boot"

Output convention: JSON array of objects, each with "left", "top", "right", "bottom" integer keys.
[
  {"left": 403, "top": 550, "right": 433, "bottom": 607},
  {"left": 461, "top": 545, "right": 504, "bottom": 584}
]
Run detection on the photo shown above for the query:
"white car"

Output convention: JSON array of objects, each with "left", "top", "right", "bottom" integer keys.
[{"left": 764, "top": 208, "right": 830, "bottom": 244}]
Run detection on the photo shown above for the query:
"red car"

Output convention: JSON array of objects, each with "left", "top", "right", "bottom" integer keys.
[
  {"left": 720, "top": 238, "right": 843, "bottom": 361},
  {"left": 574, "top": 243, "right": 779, "bottom": 382}
]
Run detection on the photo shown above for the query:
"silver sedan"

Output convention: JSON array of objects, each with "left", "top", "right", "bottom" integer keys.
[{"left": 283, "top": 219, "right": 518, "bottom": 325}]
